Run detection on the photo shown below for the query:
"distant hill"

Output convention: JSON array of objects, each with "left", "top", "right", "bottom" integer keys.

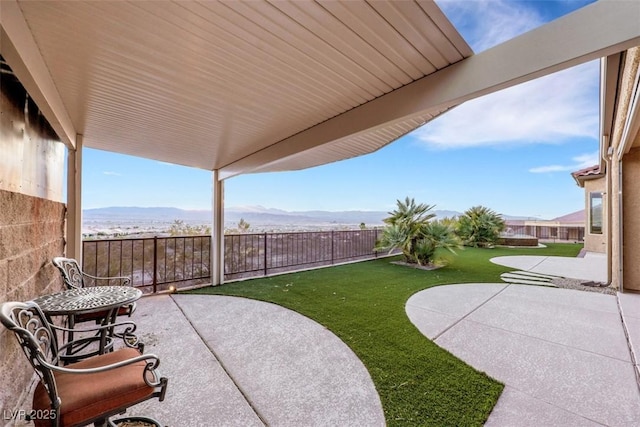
[
  {"left": 82, "top": 206, "right": 567, "bottom": 236},
  {"left": 84, "top": 206, "right": 211, "bottom": 221},
  {"left": 84, "top": 205, "right": 464, "bottom": 228},
  {"left": 551, "top": 209, "right": 585, "bottom": 223}
]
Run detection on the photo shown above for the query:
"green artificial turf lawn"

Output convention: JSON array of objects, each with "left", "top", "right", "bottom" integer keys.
[{"left": 187, "top": 243, "right": 583, "bottom": 426}]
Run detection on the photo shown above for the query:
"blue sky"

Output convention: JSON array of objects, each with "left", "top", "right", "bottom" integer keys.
[{"left": 83, "top": 0, "right": 598, "bottom": 219}]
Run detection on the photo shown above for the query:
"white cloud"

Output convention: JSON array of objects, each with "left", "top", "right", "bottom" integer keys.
[
  {"left": 412, "top": 0, "right": 600, "bottom": 150},
  {"left": 437, "top": 0, "right": 543, "bottom": 52},
  {"left": 412, "top": 62, "right": 599, "bottom": 149},
  {"left": 529, "top": 151, "right": 599, "bottom": 174},
  {"left": 103, "top": 171, "right": 122, "bottom": 176}
]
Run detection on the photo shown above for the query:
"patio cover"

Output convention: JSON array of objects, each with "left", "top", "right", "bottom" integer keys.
[{"left": 2, "top": 0, "right": 639, "bottom": 179}]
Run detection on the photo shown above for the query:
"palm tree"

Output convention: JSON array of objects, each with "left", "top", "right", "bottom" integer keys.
[
  {"left": 413, "top": 221, "right": 461, "bottom": 266},
  {"left": 383, "top": 196, "right": 436, "bottom": 227},
  {"left": 376, "top": 197, "right": 459, "bottom": 265},
  {"left": 456, "top": 205, "right": 506, "bottom": 248}
]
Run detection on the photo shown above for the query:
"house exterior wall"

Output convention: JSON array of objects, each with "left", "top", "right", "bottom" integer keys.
[
  {"left": 583, "top": 177, "right": 607, "bottom": 253},
  {"left": 608, "top": 47, "right": 640, "bottom": 292},
  {"left": 621, "top": 148, "right": 640, "bottom": 291},
  {"left": 0, "top": 65, "right": 66, "bottom": 421},
  {"left": 610, "top": 158, "right": 621, "bottom": 289}
]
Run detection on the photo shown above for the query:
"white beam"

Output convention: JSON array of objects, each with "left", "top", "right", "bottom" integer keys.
[
  {"left": 0, "top": 0, "right": 76, "bottom": 149},
  {"left": 220, "top": 0, "right": 640, "bottom": 179},
  {"left": 66, "top": 135, "right": 83, "bottom": 261},
  {"left": 601, "top": 54, "right": 623, "bottom": 155},
  {"left": 211, "top": 170, "right": 225, "bottom": 286}
]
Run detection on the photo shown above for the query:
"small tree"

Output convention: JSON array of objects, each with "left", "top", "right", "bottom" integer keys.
[
  {"left": 238, "top": 218, "right": 250, "bottom": 233},
  {"left": 169, "top": 219, "right": 211, "bottom": 236},
  {"left": 456, "top": 205, "right": 506, "bottom": 248}
]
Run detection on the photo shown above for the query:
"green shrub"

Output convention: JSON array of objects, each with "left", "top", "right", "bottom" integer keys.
[{"left": 456, "top": 206, "right": 506, "bottom": 248}]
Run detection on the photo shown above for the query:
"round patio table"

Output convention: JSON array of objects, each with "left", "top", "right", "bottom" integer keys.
[
  {"left": 33, "top": 286, "right": 141, "bottom": 316},
  {"left": 33, "top": 286, "right": 142, "bottom": 363}
]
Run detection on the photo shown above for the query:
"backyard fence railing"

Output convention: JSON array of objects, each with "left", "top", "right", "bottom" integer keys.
[
  {"left": 82, "top": 229, "right": 384, "bottom": 293},
  {"left": 82, "top": 236, "right": 212, "bottom": 293},
  {"left": 82, "top": 225, "right": 582, "bottom": 293},
  {"left": 504, "top": 224, "right": 585, "bottom": 242},
  {"left": 225, "top": 229, "right": 383, "bottom": 280}
]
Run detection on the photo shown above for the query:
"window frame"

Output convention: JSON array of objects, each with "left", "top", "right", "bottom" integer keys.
[{"left": 589, "top": 192, "right": 603, "bottom": 235}]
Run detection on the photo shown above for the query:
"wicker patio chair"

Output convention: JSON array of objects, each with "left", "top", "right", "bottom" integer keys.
[{"left": 0, "top": 300, "right": 167, "bottom": 427}]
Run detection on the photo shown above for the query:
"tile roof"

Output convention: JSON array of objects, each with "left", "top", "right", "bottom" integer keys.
[{"left": 571, "top": 164, "right": 602, "bottom": 178}]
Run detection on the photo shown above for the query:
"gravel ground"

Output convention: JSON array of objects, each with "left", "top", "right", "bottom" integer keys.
[{"left": 551, "top": 277, "right": 617, "bottom": 295}]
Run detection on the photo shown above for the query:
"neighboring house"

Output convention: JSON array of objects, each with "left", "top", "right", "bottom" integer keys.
[
  {"left": 505, "top": 210, "right": 585, "bottom": 243},
  {"left": 572, "top": 47, "right": 640, "bottom": 292}
]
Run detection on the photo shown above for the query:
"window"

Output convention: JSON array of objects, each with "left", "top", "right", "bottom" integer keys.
[{"left": 589, "top": 192, "right": 603, "bottom": 234}]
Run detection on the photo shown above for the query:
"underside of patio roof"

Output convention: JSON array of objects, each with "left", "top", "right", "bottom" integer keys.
[{"left": 1, "top": 0, "right": 640, "bottom": 179}]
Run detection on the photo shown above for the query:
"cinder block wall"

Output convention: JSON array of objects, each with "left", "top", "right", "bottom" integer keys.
[{"left": 0, "top": 191, "right": 66, "bottom": 416}]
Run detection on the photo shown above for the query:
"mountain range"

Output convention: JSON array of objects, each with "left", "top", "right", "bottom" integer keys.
[{"left": 83, "top": 206, "right": 542, "bottom": 228}]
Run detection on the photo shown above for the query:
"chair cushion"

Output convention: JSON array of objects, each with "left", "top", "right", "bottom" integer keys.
[{"left": 33, "top": 348, "right": 156, "bottom": 427}]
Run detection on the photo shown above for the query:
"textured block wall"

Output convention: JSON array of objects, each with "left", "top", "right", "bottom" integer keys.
[{"left": 0, "top": 190, "right": 66, "bottom": 419}]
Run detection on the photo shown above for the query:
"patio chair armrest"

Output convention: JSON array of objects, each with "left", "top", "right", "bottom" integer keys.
[
  {"left": 51, "top": 319, "right": 137, "bottom": 333},
  {"left": 52, "top": 320, "right": 142, "bottom": 354},
  {"left": 82, "top": 272, "right": 132, "bottom": 286},
  {"left": 46, "top": 352, "right": 166, "bottom": 388}
]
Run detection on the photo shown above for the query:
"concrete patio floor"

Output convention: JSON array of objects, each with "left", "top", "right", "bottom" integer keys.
[
  {"left": 117, "top": 252, "right": 639, "bottom": 426},
  {"left": 122, "top": 294, "right": 385, "bottom": 426},
  {"left": 407, "top": 251, "right": 640, "bottom": 426},
  {"left": 407, "top": 284, "right": 640, "bottom": 426}
]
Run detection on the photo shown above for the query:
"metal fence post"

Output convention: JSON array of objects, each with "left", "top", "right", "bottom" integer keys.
[
  {"left": 331, "top": 230, "right": 335, "bottom": 264},
  {"left": 375, "top": 229, "right": 379, "bottom": 258},
  {"left": 264, "top": 232, "right": 268, "bottom": 277},
  {"left": 153, "top": 236, "right": 158, "bottom": 294}
]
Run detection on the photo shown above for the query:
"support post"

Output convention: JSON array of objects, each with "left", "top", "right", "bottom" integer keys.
[
  {"left": 66, "top": 134, "right": 82, "bottom": 262},
  {"left": 211, "top": 170, "right": 224, "bottom": 286}
]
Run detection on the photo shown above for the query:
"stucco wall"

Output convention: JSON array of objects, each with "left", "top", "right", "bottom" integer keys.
[
  {"left": 583, "top": 178, "right": 607, "bottom": 253},
  {"left": 610, "top": 157, "right": 622, "bottom": 290},
  {"left": 608, "top": 47, "right": 640, "bottom": 292},
  {"left": 0, "top": 60, "right": 66, "bottom": 422},
  {"left": 622, "top": 148, "right": 640, "bottom": 292},
  {"left": 0, "top": 58, "right": 64, "bottom": 201}
]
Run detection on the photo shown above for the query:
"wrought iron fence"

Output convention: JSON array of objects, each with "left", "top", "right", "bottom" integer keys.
[
  {"left": 82, "top": 236, "right": 212, "bottom": 293},
  {"left": 81, "top": 225, "right": 583, "bottom": 293},
  {"left": 224, "top": 229, "right": 383, "bottom": 280},
  {"left": 82, "top": 229, "right": 384, "bottom": 293}
]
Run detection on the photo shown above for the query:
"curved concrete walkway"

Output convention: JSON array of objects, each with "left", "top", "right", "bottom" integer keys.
[
  {"left": 406, "top": 283, "right": 640, "bottom": 426},
  {"left": 126, "top": 294, "right": 385, "bottom": 426},
  {"left": 491, "top": 252, "right": 606, "bottom": 282}
]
